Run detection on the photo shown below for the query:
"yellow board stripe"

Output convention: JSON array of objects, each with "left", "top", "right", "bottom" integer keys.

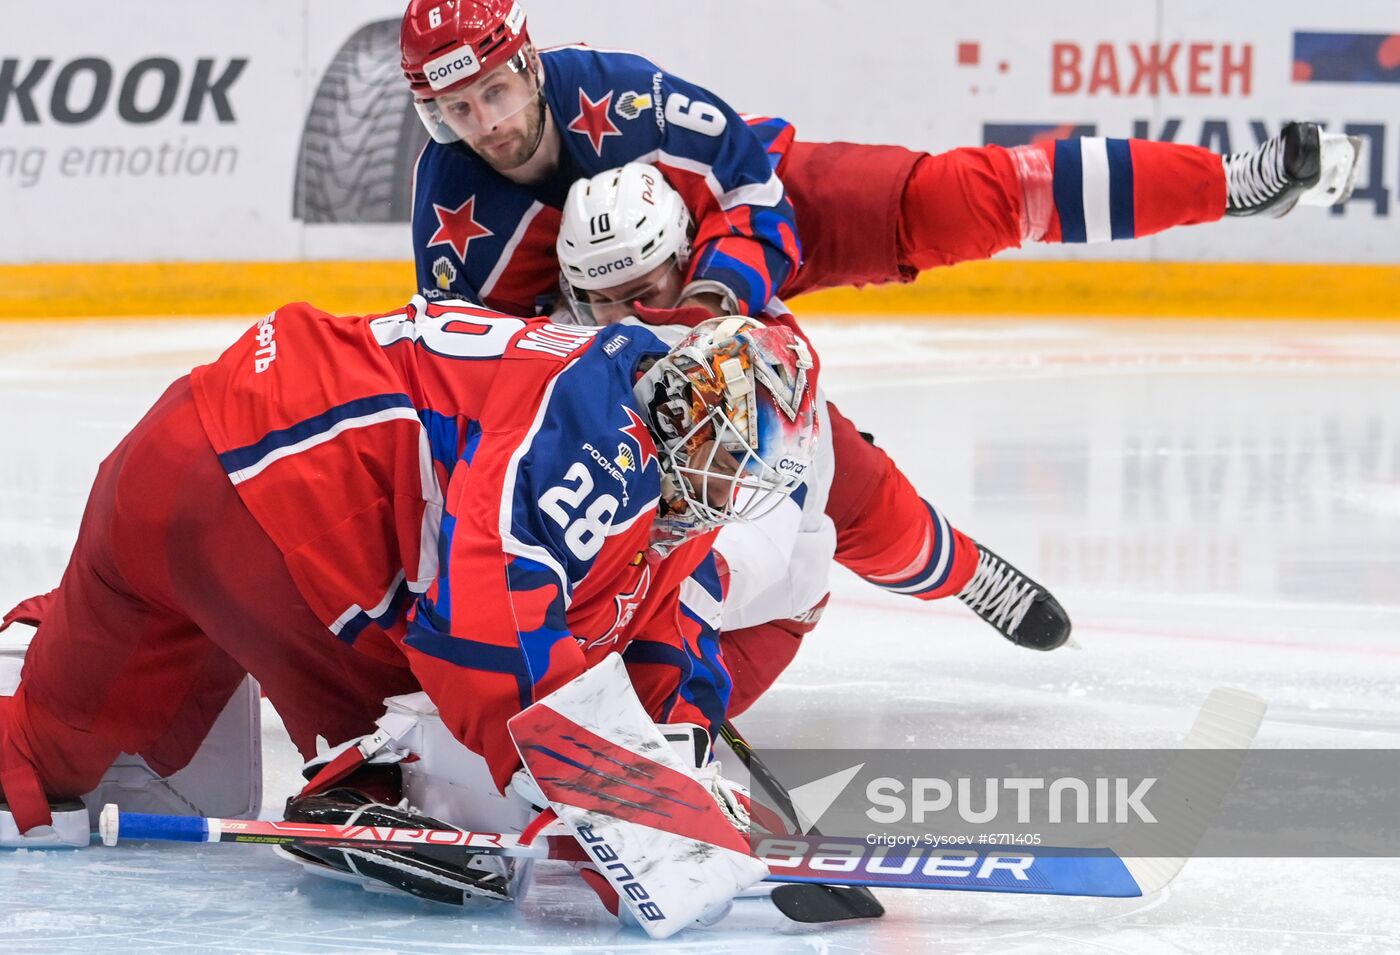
[
  {"left": 797, "top": 260, "right": 1400, "bottom": 320},
  {"left": 1, "top": 259, "right": 1398, "bottom": 320},
  {"left": 0, "top": 261, "right": 419, "bottom": 320}
]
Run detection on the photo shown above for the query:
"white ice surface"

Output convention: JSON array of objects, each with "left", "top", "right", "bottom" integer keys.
[{"left": 1, "top": 315, "right": 1398, "bottom": 953}]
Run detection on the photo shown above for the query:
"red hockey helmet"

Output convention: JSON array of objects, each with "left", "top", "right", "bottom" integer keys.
[{"left": 400, "top": 0, "right": 532, "bottom": 98}]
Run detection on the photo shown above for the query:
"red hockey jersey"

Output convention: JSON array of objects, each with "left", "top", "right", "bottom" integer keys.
[{"left": 191, "top": 296, "right": 730, "bottom": 785}]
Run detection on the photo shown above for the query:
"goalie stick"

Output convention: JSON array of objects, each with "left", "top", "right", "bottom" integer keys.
[
  {"left": 101, "top": 688, "right": 1266, "bottom": 900},
  {"left": 719, "top": 720, "right": 886, "bottom": 924}
]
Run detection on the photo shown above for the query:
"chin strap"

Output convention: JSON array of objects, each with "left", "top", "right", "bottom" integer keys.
[
  {"left": 520, "top": 53, "right": 550, "bottom": 163},
  {"left": 523, "top": 93, "right": 548, "bottom": 161}
]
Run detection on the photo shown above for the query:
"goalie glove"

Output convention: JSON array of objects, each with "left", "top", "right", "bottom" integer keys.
[
  {"left": 277, "top": 765, "right": 522, "bottom": 907},
  {"left": 661, "top": 723, "right": 751, "bottom": 833}
]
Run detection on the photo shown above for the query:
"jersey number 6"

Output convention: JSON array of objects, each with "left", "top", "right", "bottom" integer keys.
[
  {"left": 664, "top": 93, "right": 727, "bottom": 137},
  {"left": 540, "top": 462, "right": 618, "bottom": 561}
]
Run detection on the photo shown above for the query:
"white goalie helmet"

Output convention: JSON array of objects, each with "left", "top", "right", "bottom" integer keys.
[
  {"left": 636, "top": 316, "right": 819, "bottom": 537},
  {"left": 557, "top": 162, "right": 692, "bottom": 325}
]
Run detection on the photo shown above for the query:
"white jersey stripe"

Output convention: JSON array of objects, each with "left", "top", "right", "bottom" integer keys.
[
  {"left": 1079, "top": 137, "right": 1114, "bottom": 244},
  {"left": 885, "top": 506, "right": 954, "bottom": 595},
  {"left": 228, "top": 407, "right": 422, "bottom": 486},
  {"left": 680, "top": 574, "right": 724, "bottom": 630},
  {"left": 330, "top": 570, "right": 410, "bottom": 636},
  {"left": 640, "top": 148, "right": 786, "bottom": 213},
  {"left": 720, "top": 175, "right": 785, "bottom": 212},
  {"left": 415, "top": 427, "right": 444, "bottom": 591},
  {"left": 480, "top": 201, "right": 544, "bottom": 301}
]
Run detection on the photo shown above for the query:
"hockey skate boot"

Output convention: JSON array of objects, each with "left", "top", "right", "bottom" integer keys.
[
  {"left": 958, "top": 544, "right": 1071, "bottom": 650},
  {"left": 278, "top": 765, "right": 523, "bottom": 906},
  {"left": 1224, "top": 121, "right": 1362, "bottom": 217},
  {"left": 0, "top": 798, "right": 90, "bottom": 848}
]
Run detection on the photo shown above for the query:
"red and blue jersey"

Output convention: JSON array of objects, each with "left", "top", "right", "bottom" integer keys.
[
  {"left": 190, "top": 296, "right": 730, "bottom": 785},
  {"left": 411, "top": 45, "right": 799, "bottom": 319}
]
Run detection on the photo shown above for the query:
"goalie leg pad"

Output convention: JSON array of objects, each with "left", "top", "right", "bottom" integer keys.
[
  {"left": 0, "top": 798, "right": 88, "bottom": 848},
  {"left": 80, "top": 675, "right": 262, "bottom": 825},
  {"left": 509, "top": 656, "right": 768, "bottom": 939},
  {"left": 3, "top": 642, "right": 261, "bottom": 833}
]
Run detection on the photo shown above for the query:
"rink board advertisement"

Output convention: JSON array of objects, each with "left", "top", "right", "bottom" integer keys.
[{"left": 1, "top": 0, "right": 1397, "bottom": 268}]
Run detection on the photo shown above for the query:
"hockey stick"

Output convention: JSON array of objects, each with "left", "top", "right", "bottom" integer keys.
[
  {"left": 100, "top": 808, "right": 1142, "bottom": 896},
  {"left": 103, "top": 689, "right": 1266, "bottom": 899},
  {"left": 99, "top": 808, "right": 563, "bottom": 857},
  {"left": 759, "top": 687, "right": 1269, "bottom": 897},
  {"left": 719, "top": 721, "right": 885, "bottom": 923}
]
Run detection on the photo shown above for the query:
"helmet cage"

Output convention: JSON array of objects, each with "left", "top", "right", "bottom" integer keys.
[
  {"left": 647, "top": 325, "right": 815, "bottom": 531},
  {"left": 663, "top": 398, "right": 800, "bottom": 527}
]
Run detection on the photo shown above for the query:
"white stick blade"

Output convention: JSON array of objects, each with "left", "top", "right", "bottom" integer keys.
[{"left": 1122, "top": 688, "right": 1267, "bottom": 894}]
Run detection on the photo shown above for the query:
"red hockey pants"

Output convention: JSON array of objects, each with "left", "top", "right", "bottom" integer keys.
[{"left": 0, "top": 378, "right": 419, "bottom": 832}]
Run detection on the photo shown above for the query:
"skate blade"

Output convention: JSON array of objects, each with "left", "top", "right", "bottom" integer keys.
[{"left": 1298, "top": 134, "right": 1362, "bottom": 207}]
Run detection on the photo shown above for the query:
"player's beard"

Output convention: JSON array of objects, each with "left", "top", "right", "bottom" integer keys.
[{"left": 469, "top": 100, "right": 546, "bottom": 172}]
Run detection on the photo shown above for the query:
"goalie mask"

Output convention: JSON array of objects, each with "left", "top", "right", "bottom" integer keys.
[
  {"left": 557, "top": 163, "right": 692, "bottom": 325},
  {"left": 636, "top": 317, "right": 818, "bottom": 534}
]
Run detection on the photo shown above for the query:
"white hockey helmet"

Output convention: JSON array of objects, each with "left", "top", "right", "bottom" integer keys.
[
  {"left": 637, "top": 317, "right": 818, "bottom": 537},
  {"left": 557, "top": 163, "right": 692, "bottom": 324}
]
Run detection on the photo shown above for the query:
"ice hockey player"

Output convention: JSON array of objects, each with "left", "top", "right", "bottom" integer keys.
[
  {"left": 552, "top": 161, "right": 1076, "bottom": 711},
  {"left": 396, "top": 0, "right": 1359, "bottom": 654},
  {"left": 0, "top": 296, "right": 817, "bottom": 931},
  {"left": 399, "top": 0, "right": 1359, "bottom": 317}
]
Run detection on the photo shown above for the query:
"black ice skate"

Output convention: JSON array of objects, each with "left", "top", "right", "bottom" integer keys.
[
  {"left": 279, "top": 776, "right": 519, "bottom": 906},
  {"left": 958, "top": 544, "right": 1071, "bottom": 650},
  {"left": 1224, "top": 121, "right": 1362, "bottom": 218}
]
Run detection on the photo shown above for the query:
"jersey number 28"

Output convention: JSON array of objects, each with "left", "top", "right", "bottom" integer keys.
[{"left": 540, "top": 462, "right": 618, "bottom": 561}]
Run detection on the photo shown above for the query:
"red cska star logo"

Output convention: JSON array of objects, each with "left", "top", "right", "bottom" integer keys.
[
  {"left": 427, "top": 195, "right": 493, "bottom": 261},
  {"left": 587, "top": 561, "right": 653, "bottom": 650},
  {"left": 566, "top": 89, "right": 622, "bottom": 155},
  {"left": 619, "top": 406, "right": 658, "bottom": 473}
]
